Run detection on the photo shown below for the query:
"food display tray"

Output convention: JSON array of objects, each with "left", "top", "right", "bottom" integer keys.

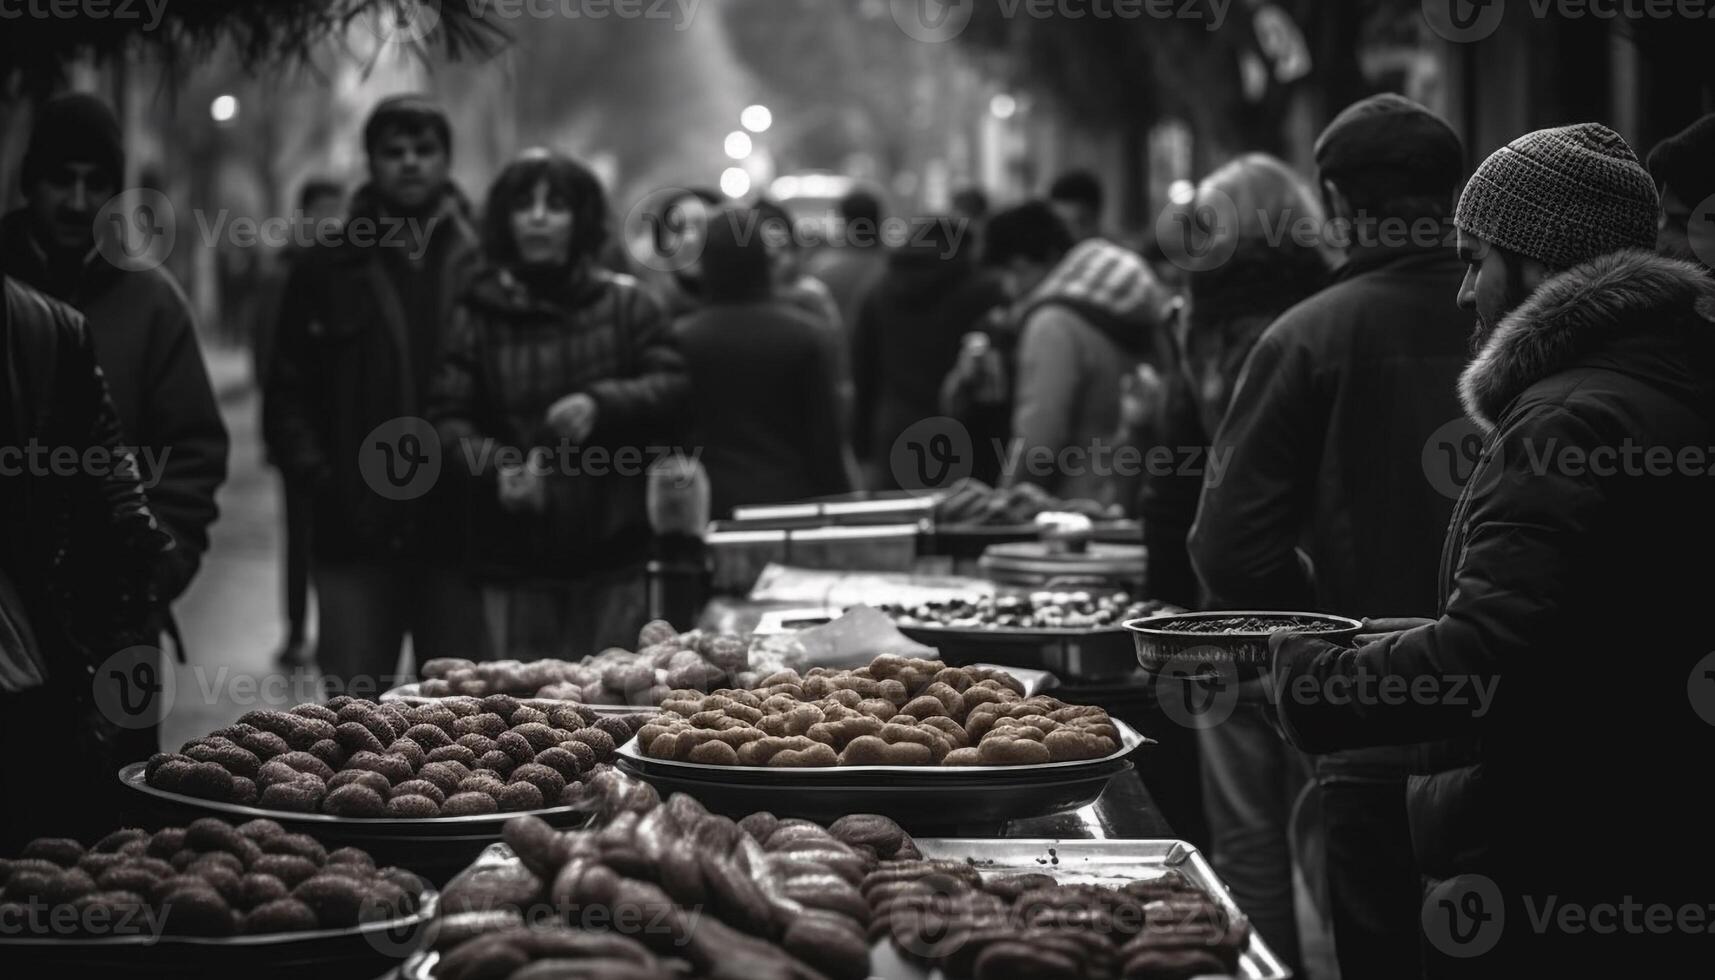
[
  {"left": 404, "top": 838, "right": 1285, "bottom": 979},
  {"left": 0, "top": 883, "right": 439, "bottom": 979},
  {"left": 872, "top": 838, "right": 1289, "bottom": 980},
  {"left": 379, "top": 684, "right": 643, "bottom": 715},
  {"left": 117, "top": 762, "right": 592, "bottom": 883},
  {"left": 1126, "top": 610, "right": 1363, "bottom": 678},
  {"left": 896, "top": 622, "right": 1144, "bottom": 682},
  {"left": 611, "top": 720, "right": 1150, "bottom": 829}
]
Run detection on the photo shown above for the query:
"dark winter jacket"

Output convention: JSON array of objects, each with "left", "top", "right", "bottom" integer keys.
[
  {"left": 1272, "top": 250, "right": 1715, "bottom": 971},
  {"left": 852, "top": 243, "right": 1007, "bottom": 470},
  {"left": 1188, "top": 243, "right": 1471, "bottom": 617},
  {"left": 1, "top": 277, "right": 174, "bottom": 676},
  {"left": 1139, "top": 240, "right": 1329, "bottom": 608},
  {"left": 1, "top": 210, "right": 227, "bottom": 603},
  {"left": 1008, "top": 239, "right": 1172, "bottom": 506},
  {"left": 263, "top": 184, "right": 481, "bottom": 562},
  {"left": 429, "top": 265, "right": 688, "bottom": 581},
  {"left": 674, "top": 299, "right": 851, "bottom": 519}
]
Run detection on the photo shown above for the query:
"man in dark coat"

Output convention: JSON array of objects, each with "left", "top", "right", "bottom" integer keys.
[
  {"left": 0, "top": 92, "right": 228, "bottom": 643},
  {"left": 1, "top": 275, "right": 175, "bottom": 847},
  {"left": 264, "top": 95, "right": 489, "bottom": 688},
  {"left": 1186, "top": 95, "right": 1474, "bottom": 978},
  {"left": 1272, "top": 124, "right": 1715, "bottom": 975},
  {"left": 1646, "top": 112, "right": 1715, "bottom": 272}
]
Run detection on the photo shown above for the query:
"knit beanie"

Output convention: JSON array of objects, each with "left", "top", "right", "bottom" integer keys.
[
  {"left": 1314, "top": 93, "right": 1463, "bottom": 193},
  {"left": 1646, "top": 113, "right": 1715, "bottom": 207},
  {"left": 21, "top": 92, "right": 125, "bottom": 189},
  {"left": 1455, "top": 123, "right": 1658, "bottom": 271}
]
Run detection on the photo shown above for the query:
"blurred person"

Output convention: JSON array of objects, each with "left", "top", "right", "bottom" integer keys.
[
  {"left": 1049, "top": 169, "right": 1106, "bottom": 242},
  {"left": 853, "top": 217, "right": 1007, "bottom": 487},
  {"left": 0, "top": 92, "right": 228, "bottom": 759},
  {"left": 430, "top": 150, "right": 687, "bottom": 660},
  {"left": 265, "top": 94, "right": 489, "bottom": 687},
  {"left": 1645, "top": 112, "right": 1715, "bottom": 272},
  {"left": 0, "top": 274, "right": 176, "bottom": 847},
  {"left": 1128, "top": 154, "right": 1332, "bottom": 974},
  {"left": 253, "top": 176, "right": 343, "bottom": 668},
  {"left": 1187, "top": 96, "right": 1472, "bottom": 979},
  {"left": 637, "top": 186, "right": 723, "bottom": 320},
  {"left": 674, "top": 205, "right": 851, "bottom": 518},
  {"left": 982, "top": 201, "right": 1172, "bottom": 507},
  {"left": 1269, "top": 124, "right": 1715, "bottom": 976},
  {"left": 950, "top": 186, "right": 990, "bottom": 260},
  {"left": 805, "top": 188, "right": 889, "bottom": 335}
]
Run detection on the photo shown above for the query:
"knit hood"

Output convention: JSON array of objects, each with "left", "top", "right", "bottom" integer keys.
[
  {"left": 1459, "top": 249, "right": 1715, "bottom": 432},
  {"left": 1020, "top": 238, "right": 1172, "bottom": 356}
]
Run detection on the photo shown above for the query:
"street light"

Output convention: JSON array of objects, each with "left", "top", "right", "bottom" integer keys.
[
  {"left": 741, "top": 104, "right": 773, "bottom": 134},
  {"left": 210, "top": 94, "right": 239, "bottom": 124},
  {"left": 725, "top": 131, "right": 753, "bottom": 160},
  {"left": 989, "top": 94, "right": 1017, "bottom": 121},
  {"left": 720, "top": 167, "right": 752, "bottom": 198}
]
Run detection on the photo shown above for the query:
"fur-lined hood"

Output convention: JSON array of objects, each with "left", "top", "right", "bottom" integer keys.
[{"left": 1460, "top": 249, "right": 1715, "bottom": 432}]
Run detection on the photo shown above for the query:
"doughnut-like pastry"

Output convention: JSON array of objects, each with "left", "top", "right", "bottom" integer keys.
[
  {"left": 1044, "top": 728, "right": 1117, "bottom": 761},
  {"left": 898, "top": 695, "right": 951, "bottom": 721},
  {"left": 977, "top": 736, "right": 1052, "bottom": 766},
  {"left": 917, "top": 715, "right": 969, "bottom": 748},
  {"left": 766, "top": 743, "right": 839, "bottom": 767},
  {"left": 686, "top": 739, "right": 740, "bottom": 766},
  {"left": 854, "top": 698, "right": 897, "bottom": 721}
]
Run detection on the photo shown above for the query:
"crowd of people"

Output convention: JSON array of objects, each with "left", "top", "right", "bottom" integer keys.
[{"left": 3, "top": 83, "right": 1714, "bottom": 973}]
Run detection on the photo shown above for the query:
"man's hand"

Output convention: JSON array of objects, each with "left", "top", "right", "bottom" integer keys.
[
  {"left": 1355, "top": 616, "right": 1435, "bottom": 645},
  {"left": 497, "top": 450, "right": 548, "bottom": 514},
  {"left": 546, "top": 393, "right": 598, "bottom": 444}
]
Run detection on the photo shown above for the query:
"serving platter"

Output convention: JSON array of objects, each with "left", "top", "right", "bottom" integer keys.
[
  {"left": 379, "top": 685, "right": 642, "bottom": 715},
  {"left": 1127, "top": 610, "right": 1364, "bottom": 678}
]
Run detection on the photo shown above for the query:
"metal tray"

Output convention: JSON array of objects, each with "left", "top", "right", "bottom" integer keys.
[
  {"left": 0, "top": 884, "right": 438, "bottom": 979},
  {"left": 118, "top": 762, "right": 593, "bottom": 884},
  {"left": 380, "top": 684, "right": 643, "bottom": 715},
  {"left": 1127, "top": 610, "right": 1363, "bottom": 679},
  {"left": 873, "top": 838, "right": 1289, "bottom": 980},
  {"left": 614, "top": 717, "right": 1148, "bottom": 781}
]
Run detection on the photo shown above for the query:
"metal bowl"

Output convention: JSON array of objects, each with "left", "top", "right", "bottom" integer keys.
[{"left": 1125, "top": 610, "right": 1364, "bottom": 678}]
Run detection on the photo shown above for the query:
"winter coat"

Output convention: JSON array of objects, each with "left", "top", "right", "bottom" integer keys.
[
  {"left": 1, "top": 210, "right": 227, "bottom": 603},
  {"left": 852, "top": 245, "right": 1008, "bottom": 471},
  {"left": 1, "top": 277, "right": 173, "bottom": 676},
  {"left": 262, "top": 184, "right": 481, "bottom": 563},
  {"left": 1188, "top": 244, "right": 1471, "bottom": 617},
  {"left": 1139, "top": 239, "right": 1329, "bottom": 608},
  {"left": 428, "top": 265, "right": 689, "bottom": 581},
  {"left": 1272, "top": 250, "right": 1715, "bottom": 972},
  {"left": 805, "top": 246, "right": 888, "bottom": 341},
  {"left": 1008, "top": 239, "right": 1171, "bottom": 506},
  {"left": 673, "top": 298, "right": 852, "bottom": 518}
]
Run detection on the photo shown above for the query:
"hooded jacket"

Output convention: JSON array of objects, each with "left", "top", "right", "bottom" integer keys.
[
  {"left": 1272, "top": 250, "right": 1715, "bottom": 971},
  {"left": 852, "top": 242, "right": 1008, "bottom": 470},
  {"left": 1008, "top": 239, "right": 1171, "bottom": 505},
  {"left": 0, "top": 209, "right": 227, "bottom": 604},
  {"left": 262, "top": 183, "right": 481, "bottom": 562},
  {"left": 429, "top": 264, "right": 688, "bottom": 581}
]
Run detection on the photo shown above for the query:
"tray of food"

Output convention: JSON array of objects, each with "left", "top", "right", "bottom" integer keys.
[
  {"left": 0, "top": 817, "right": 437, "bottom": 978},
  {"left": 389, "top": 621, "right": 749, "bottom": 710},
  {"left": 870, "top": 838, "right": 1289, "bottom": 979},
  {"left": 1127, "top": 610, "right": 1364, "bottom": 678},
  {"left": 880, "top": 592, "right": 1184, "bottom": 681}
]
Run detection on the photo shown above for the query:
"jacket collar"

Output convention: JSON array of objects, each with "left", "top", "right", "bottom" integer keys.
[{"left": 1459, "top": 249, "right": 1715, "bottom": 432}]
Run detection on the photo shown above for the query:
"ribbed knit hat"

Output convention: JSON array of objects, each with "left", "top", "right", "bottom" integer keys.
[{"left": 1455, "top": 123, "right": 1658, "bottom": 271}]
